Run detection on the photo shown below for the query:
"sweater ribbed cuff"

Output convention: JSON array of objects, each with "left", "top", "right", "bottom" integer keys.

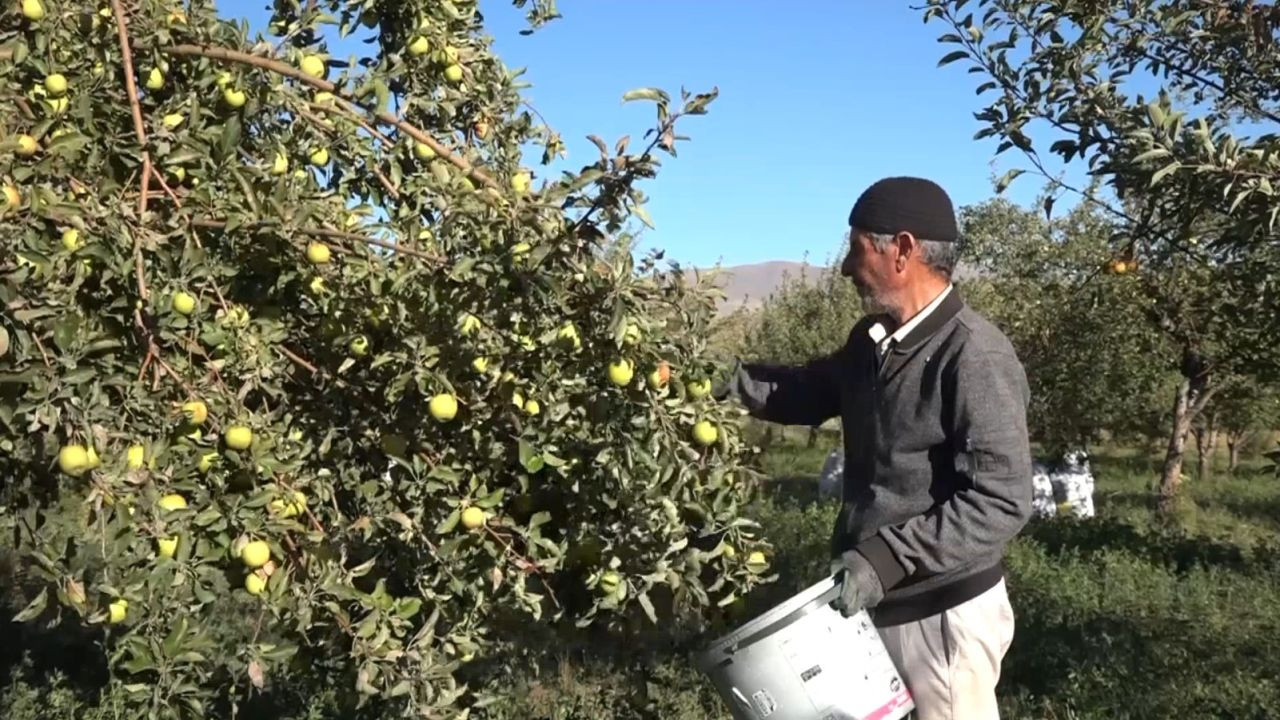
[{"left": 855, "top": 535, "right": 908, "bottom": 591}]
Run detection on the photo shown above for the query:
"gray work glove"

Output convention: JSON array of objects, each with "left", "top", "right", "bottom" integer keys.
[{"left": 829, "top": 550, "right": 884, "bottom": 618}]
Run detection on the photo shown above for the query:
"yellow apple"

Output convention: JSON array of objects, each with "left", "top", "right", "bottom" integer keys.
[
  {"left": 309, "top": 147, "right": 329, "bottom": 166},
  {"left": 444, "top": 64, "right": 464, "bottom": 84},
  {"left": 687, "top": 378, "right": 712, "bottom": 399},
  {"left": 471, "top": 356, "right": 489, "bottom": 373},
  {"left": 692, "top": 420, "right": 719, "bottom": 447},
  {"left": 161, "top": 113, "right": 184, "bottom": 130},
  {"left": 216, "top": 71, "right": 233, "bottom": 88},
  {"left": 460, "top": 506, "right": 485, "bottom": 530},
  {"left": 44, "top": 73, "right": 68, "bottom": 96},
  {"left": 429, "top": 393, "right": 458, "bottom": 422},
  {"left": 244, "top": 571, "right": 267, "bottom": 595},
  {"left": 511, "top": 242, "right": 531, "bottom": 257},
  {"left": 607, "top": 359, "right": 634, "bottom": 387},
  {"left": 408, "top": 36, "right": 430, "bottom": 56},
  {"left": 171, "top": 291, "right": 196, "bottom": 315},
  {"left": 2, "top": 184, "right": 21, "bottom": 210},
  {"left": 510, "top": 171, "right": 531, "bottom": 195},
  {"left": 21, "top": 0, "right": 45, "bottom": 21},
  {"left": 126, "top": 444, "right": 146, "bottom": 470},
  {"left": 721, "top": 543, "right": 736, "bottom": 558},
  {"left": 523, "top": 399, "right": 541, "bottom": 416},
  {"left": 222, "top": 87, "right": 246, "bottom": 108},
  {"left": 440, "top": 46, "right": 460, "bottom": 64},
  {"left": 15, "top": 134, "right": 38, "bottom": 156},
  {"left": 414, "top": 141, "right": 437, "bottom": 160},
  {"left": 271, "top": 152, "right": 289, "bottom": 175},
  {"left": 57, "top": 445, "right": 91, "bottom": 476},
  {"left": 306, "top": 242, "right": 331, "bottom": 264},
  {"left": 145, "top": 68, "right": 165, "bottom": 91},
  {"left": 224, "top": 425, "right": 253, "bottom": 450},
  {"left": 156, "top": 536, "right": 178, "bottom": 558},
  {"left": 182, "top": 400, "right": 208, "bottom": 425},
  {"left": 313, "top": 90, "right": 336, "bottom": 105},
  {"left": 107, "top": 598, "right": 128, "bottom": 624},
  {"left": 157, "top": 494, "right": 188, "bottom": 511},
  {"left": 61, "top": 228, "right": 81, "bottom": 251},
  {"left": 299, "top": 54, "right": 326, "bottom": 79},
  {"left": 308, "top": 275, "right": 326, "bottom": 294},
  {"left": 240, "top": 540, "right": 270, "bottom": 568}
]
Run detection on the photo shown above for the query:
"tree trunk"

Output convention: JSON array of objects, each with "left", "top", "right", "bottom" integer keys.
[
  {"left": 807, "top": 425, "right": 819, "bottom": 448},
  {"left": 762, "top": 425, "right": 775, "bottom": 449},
  {"left": 1196, "top": 412, "right": 1219, "bottom": 482},
  {"left": 1157, "top": 369, "right": 1215, "bottom": 517},
  {"left": 1227, "top": 430, "right": 1248, "bottom": 473}
]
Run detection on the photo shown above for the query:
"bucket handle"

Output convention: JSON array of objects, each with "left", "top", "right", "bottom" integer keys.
[{"left": 722, "top": 581, "right": 842, "bottom": 656}]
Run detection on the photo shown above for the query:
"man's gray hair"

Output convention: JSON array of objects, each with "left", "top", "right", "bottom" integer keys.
[{"left": 866, "top": 231, "right": 959, "bottom": 279}]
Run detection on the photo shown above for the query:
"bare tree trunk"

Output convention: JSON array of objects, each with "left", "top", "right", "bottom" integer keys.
[
  {"left": 807, "top": 425, "right": 819, "bottom": 448},
  {"left": 1158, "top": 370, "right": 1215, "bottom": 517},
  {"left": 1196, "top": 412, "right": 1219, "bottom": 482},
  {"left": 1227, "top": 430, "right": 1251, "bottom": 473}
]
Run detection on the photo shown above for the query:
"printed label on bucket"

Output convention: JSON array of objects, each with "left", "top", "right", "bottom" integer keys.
[{"left": 779, "top": 609, "right": 912, "bottom": 720}]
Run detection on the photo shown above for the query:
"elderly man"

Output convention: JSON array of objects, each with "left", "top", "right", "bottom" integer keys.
[{"left": 718, "top": 177, "right": 1033, "bottom": 719}]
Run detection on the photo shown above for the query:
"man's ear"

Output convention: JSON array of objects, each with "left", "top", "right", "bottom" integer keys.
[{"left": 894, "top": 231, "right": 917, "bottom": 270}]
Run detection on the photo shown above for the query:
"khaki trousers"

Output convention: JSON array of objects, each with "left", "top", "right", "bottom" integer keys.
[{"left": 876, "top": 579, "right": 1016, "bottom": 720}]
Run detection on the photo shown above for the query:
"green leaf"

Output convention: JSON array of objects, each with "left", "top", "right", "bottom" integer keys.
[
  {"left": 994, "top": 168, "right": 1024, "bottom": 194},
  {"left": 436, "top": 507, "right": 461, "bottom": 534},
  {"left": 621, "top": 88, "right": 669, "bottom": 105},
  {"left": 937, "top": 50, "right": 969, "bottom": 67},
  {"left": 637, "top": 591, "right": 657, "bottom": 624},
  {"left": 12, "top": 587, "right": 47, "bottom": 622},
  {"left": 474, "top": 488, "right": 505, "bottom": 509},
  {"left": 1149, "top": 161, "right": 1181, "bottom": 186}
]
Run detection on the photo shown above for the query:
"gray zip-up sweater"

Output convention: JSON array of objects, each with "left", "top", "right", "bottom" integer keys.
[{"left": 730, "top": 288, "right": 1033, "bottom": 627}]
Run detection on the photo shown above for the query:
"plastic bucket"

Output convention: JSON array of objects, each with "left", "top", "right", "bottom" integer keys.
[{"left": 695, "top": 574, "right": 914, "bottom": 720}]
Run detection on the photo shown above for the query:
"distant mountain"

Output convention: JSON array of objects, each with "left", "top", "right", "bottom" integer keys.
[
  {"left": 684, "top": 261, "right": 820, "bottom": 315},
  {"left": 684, "top": 259, "right": 980, "bottom": 316}
]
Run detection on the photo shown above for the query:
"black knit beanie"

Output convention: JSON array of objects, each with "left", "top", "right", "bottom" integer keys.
[{"left": 847, "top": 176, "right": 959, "bottom": 242}]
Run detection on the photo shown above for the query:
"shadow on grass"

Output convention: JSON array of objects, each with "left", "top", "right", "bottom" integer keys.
[{"left": 1022, "top": 515, "right": 1280, "bottom": 577}]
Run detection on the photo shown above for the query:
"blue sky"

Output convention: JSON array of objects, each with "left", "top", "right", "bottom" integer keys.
[{"left": 220, "top": 1, "right": 1088, "bottom": 269}]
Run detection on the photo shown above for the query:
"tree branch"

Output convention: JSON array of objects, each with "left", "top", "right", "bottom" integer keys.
[
  {"left": 161, "top": 44, "right": 499, "bottom": 191},
  {"left": 188, "top": 218, "right": 444, "bottom": 264}
]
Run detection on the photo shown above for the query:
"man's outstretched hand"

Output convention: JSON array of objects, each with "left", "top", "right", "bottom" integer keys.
[
  {"left": 711, "top": 359, "right": 770, "bottom": 411},
  {"left": 830, "top": 550, "right": 885, "bottom": 618}
]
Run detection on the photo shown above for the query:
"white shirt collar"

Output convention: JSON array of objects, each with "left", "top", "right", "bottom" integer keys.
[{"left": 869, "top": 283, "right": 954, "bottom": 352}]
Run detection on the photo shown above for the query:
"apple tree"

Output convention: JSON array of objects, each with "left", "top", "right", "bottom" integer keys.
[
  {"left": 0, "top": 0, "right": 772, "bottom": 716},
  {"left": 924, "top": 0, "right": 1280, "bottom": 515},
  {"left": 957, "top": 195, "right": 1177, "bottom": 455}
]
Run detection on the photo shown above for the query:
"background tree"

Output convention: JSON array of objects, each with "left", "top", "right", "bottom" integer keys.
[
  {"left": 1207, "top": 376, "right": 1280, "bottom": 474},
  {"left": 0, "top": 1, "right": 771, "bottom": 717},
  {"left": 926, "top": 0, "right": 1280, "bottom": 515},
  {"left": 957, "top": 195, "right": 1176, "bottom": 455},
  {"left": 739, "top": 251, "right": 862, "bottom": 447}
]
